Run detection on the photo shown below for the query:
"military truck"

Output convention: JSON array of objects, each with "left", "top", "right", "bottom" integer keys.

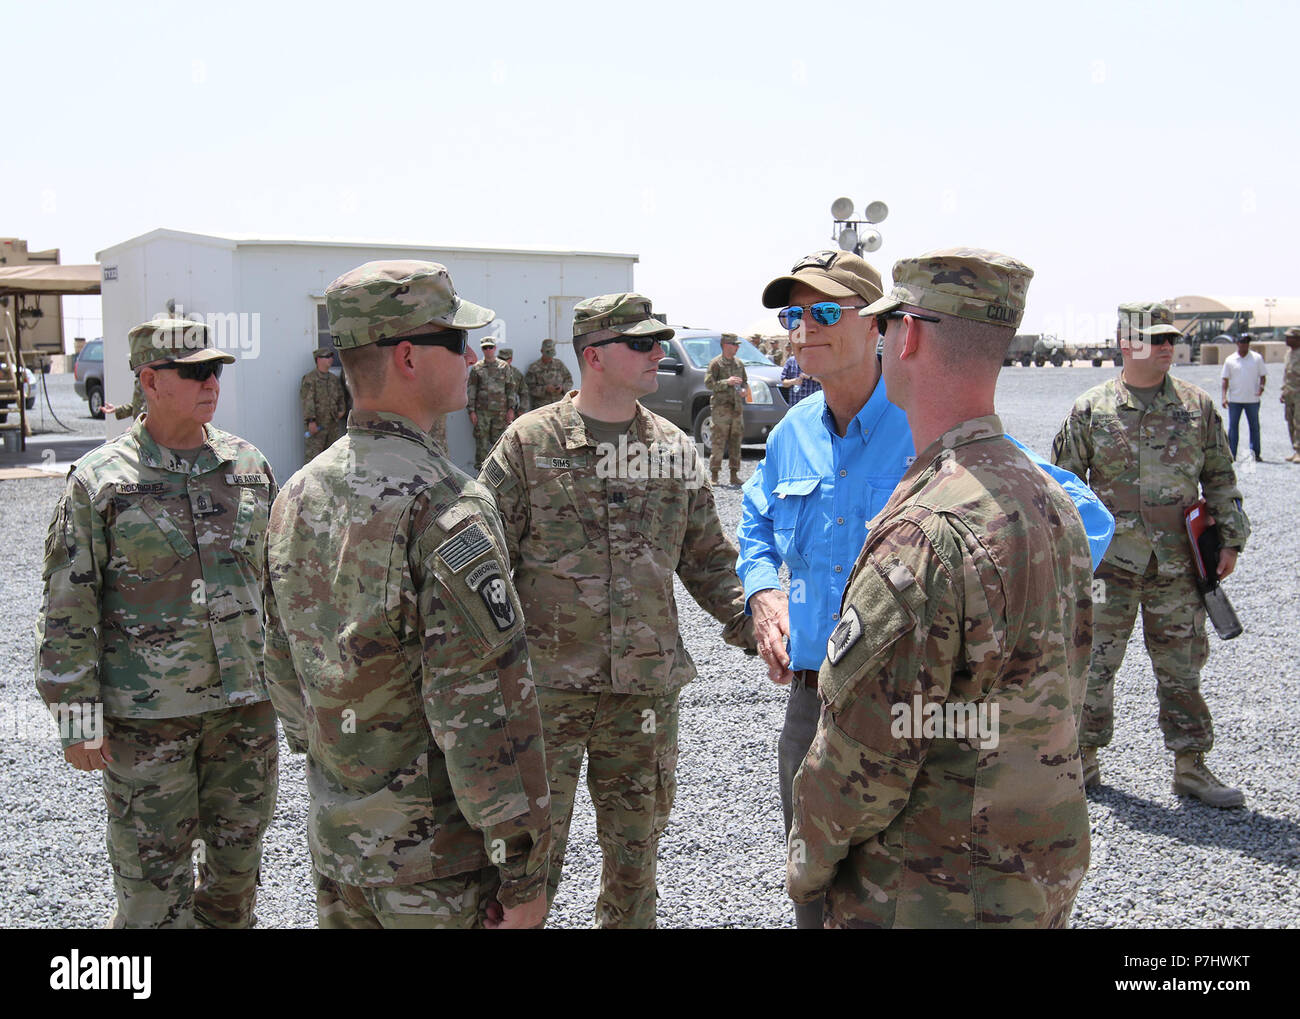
[{"left": 1004, "top": 333, "right": 1120, "bottom": 367}]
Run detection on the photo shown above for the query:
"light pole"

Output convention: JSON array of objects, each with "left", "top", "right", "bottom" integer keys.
[{"left": 829, "top": 197, "right": 887, "bottom": 258}]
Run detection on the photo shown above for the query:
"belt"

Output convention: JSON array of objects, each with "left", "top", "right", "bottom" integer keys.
[{"left": 794, "top": 669, "right": 818, "bottom": 690}]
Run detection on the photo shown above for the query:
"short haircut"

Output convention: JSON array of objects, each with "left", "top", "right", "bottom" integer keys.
[
  {"left": 339, "top": 343, "right": 389, "bottom": 398},
  {"left": 910, "top": 307, "right": 1013, "bottom": 372}
]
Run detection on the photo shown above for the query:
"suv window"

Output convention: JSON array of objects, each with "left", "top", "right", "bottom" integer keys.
[
  {"left": 80, "top": 340, "right": 103, "bottom": 361},
  {"left": 678, "top": 336, "right": 774, "bottom": 368}
]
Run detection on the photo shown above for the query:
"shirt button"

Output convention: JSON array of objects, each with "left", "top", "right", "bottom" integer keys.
[
  {"left": 839, "top": 469, "right": 847, "bottom": 477},
  {"left": 837, "top": 517, "right": 844, "bottom": 525},
  {"left": 834, "top": 565, "right": 842, "bottom": 573},
  {"left": 832, "top": 612, "right": 840, "bottom": 620}
]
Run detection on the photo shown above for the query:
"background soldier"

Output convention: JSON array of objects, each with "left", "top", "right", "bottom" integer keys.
[
  {"left": 499, "top": 346, "right": 530, "bottom": 414},
  {"left": 705, "top": 333, "right": 747, "bottom": 485},
  {"left": 101, "top": 376, "right": 144, "bottom": 421},
  {"left": 1053, "top": 302, "right": 1250, "bottom": 807},
  {"left": 467, "top": 337, "right": 516, "bottom": 468},
  {"left": 788, "top": 248, "right": 1093, "bottom": 928},
  {"left": 1283, "top": 326, "right": 1300, "bottom": 463},
  {"left": 480, "top": 292, "right": 754, "bottom": 928},
  {"left": 300, "top": 345, "right": 347, "bottom": 462},
  {"left": 263, "top": 260, "right": 551, "bottom": 929},
  {"left": 525, "top": 337, "right": 573, "bottom": 408},
  {"left": 36, "top": 316, "right": 278, "bottom": 928}
]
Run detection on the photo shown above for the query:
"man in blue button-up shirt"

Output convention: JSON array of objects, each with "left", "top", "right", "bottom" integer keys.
[{"left": 737, "top": 249, "right": 1114, "bottom": 928}]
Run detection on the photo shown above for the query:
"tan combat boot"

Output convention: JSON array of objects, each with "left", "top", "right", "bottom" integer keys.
[
  {"left": 730, "top": 471, "right": 742, "bottom": 486},
  {"left": 1081, "top": 746, "right": 1100, "bottom": 789},
  {"left": 710, "top": 468, "right": 719, "bottom": 485},
  {"left": 1173, "top": 752, "right": 1245, "bottom": 808}
]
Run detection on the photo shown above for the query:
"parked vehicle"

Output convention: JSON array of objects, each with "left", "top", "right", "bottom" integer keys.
[
  {"left": 641, "top": 330, "right": 788, "bottom": 451},
  {"left": 0, "top": 360, "right": 37, "bottom": 423},
  {"left": 74, "top": 338, "right": 105, "bottom": 418}
]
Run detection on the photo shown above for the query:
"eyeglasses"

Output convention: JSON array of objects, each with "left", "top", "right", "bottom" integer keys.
[
  {"left": 1141, "top": 335, "right": 1178, "bottom": 347},
  {"left": 876, "top": 310, "right": 943, "bottom": 333},
  {"left": 777, "top": 303, "right": 867, "bottom": 329},
  {"left": 586, "top": 336, "right": 660, "bottom": 353},
  {"left": 151, "top": 361, "right": 224, "bottom": 382},
  {"left": 377, "top": 328, "right": 468, "bottom": 355}
]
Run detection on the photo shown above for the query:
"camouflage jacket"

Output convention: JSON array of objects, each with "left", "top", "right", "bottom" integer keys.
[
  {"left": 507, "top": 364, "right": 529, "bottom": 413},
  {"left": 479, "top": 394, "right": 750, "bottom": 696},
  {"left": 1052, "top": 374, "right": 1249, "bottom": 577},
  {"left": 705, "top": 354, "right": 748, "bottom": 413},
  {"left": 36, "top": 417, "right": 275, "bottom": 744},
  {"left": 525, "top": 357, "right": 573, "bottom": 409},
  {"left": 112, "top": 378, "right": 144, "bottom": 421},
  {"left": 467, "top": 359, "right": 517, "bottom": 416},
  {"left": 788, "top": 416, "right": 1092, "bottom": 928},
  {"left": 262, "top": 410, "right": 550, "bottom": 902},
  {"left": 1282, "top": 347, "right": 1300, "bottom": 399},
  {"left": 299, "top": 369, "right": 347, "bottom": 440}
]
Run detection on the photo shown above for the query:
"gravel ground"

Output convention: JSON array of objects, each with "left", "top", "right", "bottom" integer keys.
[{"left": 1, "top": 366, "right": 1296, "bottom": 928}]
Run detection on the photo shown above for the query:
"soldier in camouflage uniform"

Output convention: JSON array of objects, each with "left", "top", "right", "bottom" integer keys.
[
  {"left": 480, "top": 292, "right": 754, "bottom": 928},
  {"left": 300, "top": 345, "right": 347, "bottom": 462},
  {"left": 788, "top": 249, "right": 1093, "bottom": 928},
  {"left": 466, "top": 337, "right": 517, "bottom": 469},
  {"left": 705, "top": 333, "right": 747, "bottom": 485},
  {"left": 263, "top": 260, "right": 551, "bottom": 929},
  {"left": 499, "top": 346, "right": 529, "bottom": 414},
  {"left": 1282, "top": 326, "right": 1300, "bottom": 463},
  {"left": 36, "top": 316, "right": 278, "bottom": 928},
  {"left": 525, "top": 338, "right": 573, "bottom": 409},
  {"left": 1053, "top": 302, "right": 1250, "bottom": 808},
  {"left": 102, "top": 377, "right": 144, "bottom": 421}
]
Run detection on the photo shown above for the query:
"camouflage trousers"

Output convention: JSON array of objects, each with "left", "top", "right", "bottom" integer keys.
[
  {"left": 1084, "top": 557, "right": 1213, "bottom": 753},
  {"left": 537, "top": 686, "right": 679, "bottom": 929},
  {"left": 305, "top": 424, "right": 342, "bottom": 462},
  {"left": 473, "top": 412, "right": 509, "bottom": 468},
  {"left": 102, "top": 700, "right": 278, "bottom": 928},
  {"left": 710, "top": 403, "right": 744, "bottom": 478},
  {"left": 313, "top": 867, "right": 502, "bottom": 929},
  {"left": 1285, "top": 392, "right": 1300, "bottom": 453}
]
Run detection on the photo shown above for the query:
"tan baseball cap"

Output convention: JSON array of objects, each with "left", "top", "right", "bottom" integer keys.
[{"left": 762, "top": 250, "right": 884, "bottom": 308}]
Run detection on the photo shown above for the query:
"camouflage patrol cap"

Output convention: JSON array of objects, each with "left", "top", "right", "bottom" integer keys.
[
  {"left": 499, "top": 346, "right": 514, "bottom": 359},
  {"left": 859, "top": 247, "right": 1033, "bottom": 328},
  {"left": 128, "top": 316, "right": 233, "bottom": 371},
  {"left": 721, "top": 332, "right": 740, "bottom": 345},
  {"left": 762, "top": 250, "right": 883, "bottom": 308},
  {"left": 324, "top": 260, "right": 494, "bottom": 350},
  {"left": 1117, "top": 301, "right": 1180, "bottom": 338},
  {"left": 540, "top": 338, "right": 556, "bottom": 354},
  {"left": 480, "top": 337, "right": 497, "bottom": 348},
  {"left": 313, "top": 345, "right": 335, "bottom": 359},
  {"left": 571, "top": 293, "right": 674, "bottom": 343}
]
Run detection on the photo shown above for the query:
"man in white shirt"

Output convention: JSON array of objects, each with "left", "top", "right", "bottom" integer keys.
[{"left": 1220, "top": 335, "right": 1267, "bottom": 462}]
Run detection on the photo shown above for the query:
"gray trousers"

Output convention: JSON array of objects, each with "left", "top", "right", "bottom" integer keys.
[{"left": 778, "top": 673, "right": 825, "bottom": 929}]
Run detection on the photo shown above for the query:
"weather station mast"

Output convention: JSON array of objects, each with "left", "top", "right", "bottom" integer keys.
[{"left": 829, "top": 196, "right": 888, "bottom": 257}]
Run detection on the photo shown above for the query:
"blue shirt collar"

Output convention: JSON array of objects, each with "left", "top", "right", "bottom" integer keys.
[{"left": 818, "top": 372, "right": 893, "bottom": 443}]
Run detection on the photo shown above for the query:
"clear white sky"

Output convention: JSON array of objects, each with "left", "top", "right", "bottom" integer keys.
[{"left": 6, "top": 0, "right": 1298, "bottom": 343}]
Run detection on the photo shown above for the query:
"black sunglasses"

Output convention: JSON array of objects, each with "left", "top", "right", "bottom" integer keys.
[
  {"left": 151, "top": 361, "right": 224, "bottom": 382},
  {"left": 1140, "top": 335, "right": 1178, "bottom": 347},
  {"left": 586, "top": 336, "right": 660, "bottom": 353},
  {"left": 876, "top": 309, "right": 943, "bottom": 332},
  {"left": 377, "top": 328, "right": 469, "bottom": 355}
]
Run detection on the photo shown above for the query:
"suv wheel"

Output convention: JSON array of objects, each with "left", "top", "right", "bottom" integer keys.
[
  {"left": 692, "top": 405, "right": 713, "bottom": 453},
  {"left": 88, "top": 384, "right": 104, "bottom": 419}
]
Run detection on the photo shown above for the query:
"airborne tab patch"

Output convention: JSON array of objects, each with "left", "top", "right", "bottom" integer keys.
[
  {"left": 827, "top": 606, "right": 863, "bottom": 666},
  {"left": 435, "top": 522, "right": 493, "bottom": 573},
  {"left": 466, "top": 560, "right": 516, "bottom": 632}
]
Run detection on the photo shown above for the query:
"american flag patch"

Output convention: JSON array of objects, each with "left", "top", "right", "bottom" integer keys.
[{"left": 436, "top": 522, "right": 492, "bottom": 573}]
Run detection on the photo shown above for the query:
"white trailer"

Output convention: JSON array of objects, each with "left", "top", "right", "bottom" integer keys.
[{"left": 96, "top": 228, "right": 637, "bottom": 477}]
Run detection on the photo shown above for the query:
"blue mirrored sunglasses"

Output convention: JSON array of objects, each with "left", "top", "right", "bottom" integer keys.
[{"left": 777, "top": 302, "right": 865, "bottom": 330}]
